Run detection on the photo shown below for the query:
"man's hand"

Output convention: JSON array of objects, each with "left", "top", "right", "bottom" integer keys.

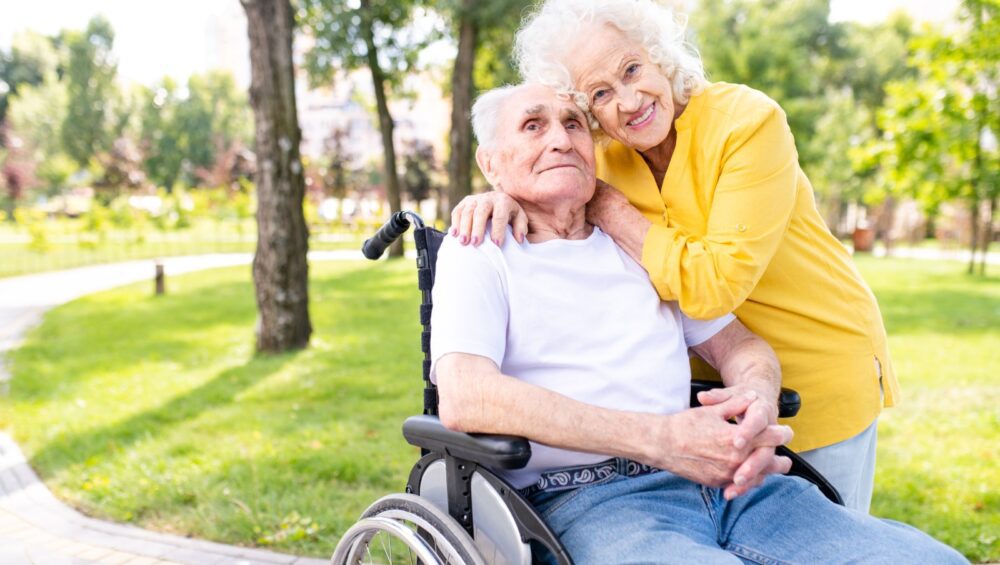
[
  {"left": 697, "top": 385, "right": 787, "bottom": 499},
  {"left": 642, "top": 392, "right": 792, "bottom": 493},
  {"left": 450, "top": 191, "right": 528, "bottom": 246}
]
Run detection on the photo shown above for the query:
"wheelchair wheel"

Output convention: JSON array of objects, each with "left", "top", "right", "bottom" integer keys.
[{"left": 331, "top": 493, "right": 485, "bottom": 565}]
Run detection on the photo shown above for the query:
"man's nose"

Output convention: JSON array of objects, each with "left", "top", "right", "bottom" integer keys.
[{"left": 546, "top": 122, "right": 573, "bottom": 151}]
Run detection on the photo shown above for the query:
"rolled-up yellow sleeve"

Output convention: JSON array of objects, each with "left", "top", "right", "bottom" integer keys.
[{"left": 640, "top": 104, "right": 798, "bottom": 319}]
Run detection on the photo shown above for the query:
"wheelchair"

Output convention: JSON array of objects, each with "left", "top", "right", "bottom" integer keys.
[{"left": 331, "top": 211, "right": 843, "bottom": 565}]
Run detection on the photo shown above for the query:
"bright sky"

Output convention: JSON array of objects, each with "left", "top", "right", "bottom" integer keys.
[{"left": 0, "top": 0, "right": 959, "bottom": 88}]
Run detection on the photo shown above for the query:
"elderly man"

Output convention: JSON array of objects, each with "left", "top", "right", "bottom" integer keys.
[{"left": 430, "top": 83, "right": 964, "bottom": 563}]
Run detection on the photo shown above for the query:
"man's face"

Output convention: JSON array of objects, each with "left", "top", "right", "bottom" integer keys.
[{"left": 478, "top": 84, "right": 597, "bottom": 208}]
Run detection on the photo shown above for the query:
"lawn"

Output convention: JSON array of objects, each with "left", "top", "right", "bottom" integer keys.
[{"left": 0, "top": 257, "right": 997, "bottom": 560}]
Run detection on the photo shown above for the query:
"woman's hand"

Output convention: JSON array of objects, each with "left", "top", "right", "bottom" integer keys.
[
  {"left": 450, "top": 192, "right": 528, "bottom": 246},
  {"left": 586, "top": 180, "right": 651, "bottom": 263}
]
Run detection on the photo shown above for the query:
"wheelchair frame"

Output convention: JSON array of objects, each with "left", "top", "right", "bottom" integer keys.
[{"left": 335, "top": 211, "right": 842, "bottom": 565}]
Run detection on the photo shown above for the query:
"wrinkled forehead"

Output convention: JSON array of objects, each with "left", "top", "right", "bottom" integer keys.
[{"left": 499, "top": 85, "right": 585, "bottom": 129}]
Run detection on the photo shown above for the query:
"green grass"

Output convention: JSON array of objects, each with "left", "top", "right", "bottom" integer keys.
[
  {"left": 854, "top": 256, "right": 999, "bottom": 561},
  {"left": 0, "top": 261, "right": 424, "bottom": 555},
  {"left": 0, "top": 257, "right": 997, "bottom": 560}
]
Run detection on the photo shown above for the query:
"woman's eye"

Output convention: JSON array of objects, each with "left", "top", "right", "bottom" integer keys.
[
  {"left": 593, "top": 89, "right": 608, "bottom": 103},
  {"left": 625, "top": 63, "right": 639, "bottom": 76}
]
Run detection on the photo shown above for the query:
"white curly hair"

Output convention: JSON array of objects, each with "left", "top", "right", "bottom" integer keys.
[{"left": 514, "top": 0, "right": 706, "bottom": 129}]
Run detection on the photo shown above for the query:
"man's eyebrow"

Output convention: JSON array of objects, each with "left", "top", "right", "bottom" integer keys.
[
  {"left": 561, "top": 108, "right": 583, "bottom": 122},
  {"left": 524, "top": 105, "right": 544, "bottom": 116}
]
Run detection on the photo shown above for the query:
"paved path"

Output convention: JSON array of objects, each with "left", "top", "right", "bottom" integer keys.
[{"left": 0, "top": 252, "right": 364, "bottom": 565}]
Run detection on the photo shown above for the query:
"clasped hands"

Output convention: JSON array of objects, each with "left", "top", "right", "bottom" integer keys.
[{"left": 648, "top": 384, "right": 793, "bottom": 500}]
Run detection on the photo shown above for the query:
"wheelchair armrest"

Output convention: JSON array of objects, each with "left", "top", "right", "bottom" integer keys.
[
  {"left": 402, "top": 415, "right": 532, "bottom": 470},
  {"left": 690, "top": 380, "right": 801, "bottom": 418}
]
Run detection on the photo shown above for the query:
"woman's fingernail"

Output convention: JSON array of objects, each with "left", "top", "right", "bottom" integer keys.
[
  {"left": 460, "top": 235, "right": 469, "bottom": 244},
  {"left": 471, "top": 236, "right": 480, "bottom": 245},
  {"left": 493, "top": 238, "right": 500, "bottom": 246},
  {"left": 734, "top": 436, "right": 746, "bottom": 449},
  {"left": 450, "top": 228, "right": 457, "bottom": 236}
]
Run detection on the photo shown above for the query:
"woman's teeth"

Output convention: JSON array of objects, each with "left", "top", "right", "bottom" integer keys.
[{"left": 628, "top": 104, "right": 654, "bottom": 126}]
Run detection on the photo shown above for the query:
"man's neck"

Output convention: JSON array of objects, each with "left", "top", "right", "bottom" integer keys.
[{"left": 524, "top": 205, "right": 592, "bottom": 243}]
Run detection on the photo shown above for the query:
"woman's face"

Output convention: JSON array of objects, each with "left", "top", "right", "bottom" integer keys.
[{"left": 566, "top": 24, "right": 675, "bottom": 152}]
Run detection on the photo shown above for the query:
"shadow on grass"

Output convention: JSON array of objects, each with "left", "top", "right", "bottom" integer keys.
[{"left": 28, "top": 349, "right": 298, "bottom": 478}]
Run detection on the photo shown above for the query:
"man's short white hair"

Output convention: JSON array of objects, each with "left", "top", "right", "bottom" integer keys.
[
  {"left": 471, "top": 84, "right": 522, "bottom": 150},
  {"left": 514, "top": 0, "right": 706, "bottom": 128}
]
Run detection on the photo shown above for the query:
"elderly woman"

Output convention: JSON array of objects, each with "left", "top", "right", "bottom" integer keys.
[{"left": 451, "top": 0, "right": 897, "bottom": 512}]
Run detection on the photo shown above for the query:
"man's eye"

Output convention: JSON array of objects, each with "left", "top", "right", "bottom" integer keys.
[
  {"left": 566, "top": 120, "right": 582, "bottom": 130},
  {"left": 525, "top": 122, "right": 539, "bottom": 131}
]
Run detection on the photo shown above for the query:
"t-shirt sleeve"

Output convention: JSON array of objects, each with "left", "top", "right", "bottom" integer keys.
[
  {"left": 429, "top": 236, "right": 508, "bottom": 382},
  {"left": 680, "top": 311, "right": 735, "bottom": 347}
]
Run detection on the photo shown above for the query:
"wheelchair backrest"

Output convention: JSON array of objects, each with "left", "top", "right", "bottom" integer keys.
[{"left": 414, "top": 226, "right": 447, "bottom": 417}]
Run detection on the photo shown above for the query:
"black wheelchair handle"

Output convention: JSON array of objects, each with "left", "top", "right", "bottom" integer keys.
[{"left": 362, "top": 211, "right": 412, "bottom": 260}]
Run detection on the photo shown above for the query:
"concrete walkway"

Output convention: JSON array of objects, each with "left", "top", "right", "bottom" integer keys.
[{"left": 0, "top": 252, "right": 364, "bottom": 565}]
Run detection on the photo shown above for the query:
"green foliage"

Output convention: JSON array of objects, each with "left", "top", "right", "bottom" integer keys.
[
  {"left": 136, "top": 71, "right": 251, "bottom": 191},
  {"left": 862, "top": 1, "right": 998, "bottom": 217},
  {"left": 802, "top": 89, "right": 875, "bottom": 225},
  {"left": 0, "top": 30, "right": 60, "bottom": 126},
  {"left": 300, "top": 0, "right": 432, "bottom": 91},
  {"left": 692, "top": 0, "right": 844, "bottom": 168},
  {"left": 60, "top": 16, "right": 117, "bottom": 167}
]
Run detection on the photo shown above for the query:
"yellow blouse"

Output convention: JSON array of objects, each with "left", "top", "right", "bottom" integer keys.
[{"left": 595, "top": 82, "right": 898, "bottom": 452}]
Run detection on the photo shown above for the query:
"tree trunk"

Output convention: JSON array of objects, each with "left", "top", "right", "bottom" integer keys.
[
  {"left": 446, "top": 0, "right": 478, "bottom": 224},
  {"left": 361, "top": 0, "right": 404, "bottom": 258},
  {"left": 980, "top": 196, "right": 995, "bottom": 276},
  {"left": 242, "top": 0, "right": 312, "bottom": 352},
  {"left": 967, "top": 198, "right": 980, "bottom": 275},
  {"left": 876, "top": 196, "right": 896, "bottom": 257}
]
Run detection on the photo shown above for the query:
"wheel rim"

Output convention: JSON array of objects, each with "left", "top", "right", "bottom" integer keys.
[
  {"left": 332, "top": 511, "right": 476, "bottom": 565},
  {"left": 333, "top": 517, "right": 441, "bottom": 564}
]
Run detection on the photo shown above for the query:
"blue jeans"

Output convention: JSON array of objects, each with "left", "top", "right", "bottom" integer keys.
[
  {"left": 798, "top": 419, "right": 878, "bottom": 512},
  {"left": 529, "top": 462, "right": 966, "bottom": 564}
]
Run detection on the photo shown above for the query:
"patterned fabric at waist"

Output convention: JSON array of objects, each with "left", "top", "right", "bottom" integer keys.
[{"left": 519, "top": 457, "right": 660, "bottom": 497}]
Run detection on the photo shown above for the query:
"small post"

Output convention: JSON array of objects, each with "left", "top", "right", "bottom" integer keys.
[{"left": 155, "top": 261, "right": 165, "bottom": 295}]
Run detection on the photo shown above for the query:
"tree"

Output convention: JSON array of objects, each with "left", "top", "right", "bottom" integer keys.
[
  {"left": 60, "top": 16, "right": 118, "bottom": 168},
  {"left": 802, "top": 88, "right": 875, "bottom": 234},
  {"left": 401, "top": 137, "right": 438, "bottom": 203},
  {"left": 868, "top": 2, "right": 998, "bottom": 275},
  {"left": 4, "top": 54, "right": 69, "bottom": 194},
  {"left": 692, "top": 0, "right": 847, "bottom": 170},
  {"left": 438, "top": 0, "right": 532, "bottom": 217},
  {"left": 301, "top": 0, "right": 431, "bottom": 257},
  {"left": 0, "top": 31, "right": 60, "bottom": 131},
  {"left": 138, "top": 77, "right": 185, "bottom": 190},
  {"left": 242, "top": 0, "right": 312, "bottom": 352},
  {"left": 138, "top": 71, "right": 252, "bottom": 191}
]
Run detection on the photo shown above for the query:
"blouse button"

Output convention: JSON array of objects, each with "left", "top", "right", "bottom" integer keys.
[{"left": 737, "top": 224, "right": 747, "bottom": 232}]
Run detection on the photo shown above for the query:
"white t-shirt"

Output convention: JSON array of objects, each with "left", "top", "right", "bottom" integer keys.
[{"left": 430, "top": 226, "right": 734, "bottom": 488}]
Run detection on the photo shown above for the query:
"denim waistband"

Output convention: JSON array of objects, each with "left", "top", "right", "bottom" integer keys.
[{"left": 519, "top": 457, "right": 660, "bottom": 497}]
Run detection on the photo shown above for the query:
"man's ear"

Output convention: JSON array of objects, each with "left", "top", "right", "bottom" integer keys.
[{"left": 475, "top": 146, "right": 500, "bottom": 188}]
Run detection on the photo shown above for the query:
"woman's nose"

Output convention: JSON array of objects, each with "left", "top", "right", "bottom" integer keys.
[{"left": 618, "top": 84, "right": 642, "bottom": 113}]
